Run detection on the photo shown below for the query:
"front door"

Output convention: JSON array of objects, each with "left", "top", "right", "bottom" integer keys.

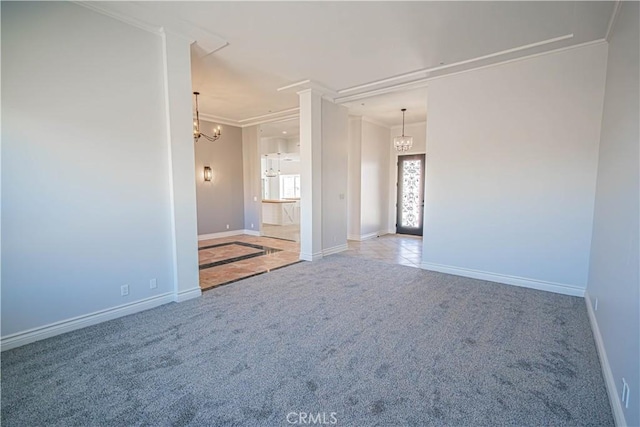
[{"left": 396, "top": 154, "right": 425, "bottom": 236}]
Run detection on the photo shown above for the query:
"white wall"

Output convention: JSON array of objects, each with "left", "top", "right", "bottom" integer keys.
[
  {"left": 321, "top": 100, "right": 349, "bottom": 253},
  {"left": 422, "top": 42, "right": 608, "bottom": 295},
  {"left": 242, "top": 125, "right": 261, "bottom": 232},
  {"left": 1, "top": 2, "right": 199, "bottom": 341},
  {"left": 360, "top": 120, "right": 391, "bottom": 238},
  {"left": 347, "top": 118, "right": 362, "bottom": 239},
  {"left": 388, "top": 122, "right": 427, "bottom": 233},
  {"left": 347, "top": 118, "right": 392, "bottom": 240},
  {"left": 587, "top": 3, "right": 640, "bottom": 425}
]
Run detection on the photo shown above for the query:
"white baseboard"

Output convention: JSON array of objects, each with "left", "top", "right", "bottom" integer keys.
[
  {"left": 348, "top": 230, "right": 390, "bottom": 242},
  {"left": 1, "top": 292, "right": 174, "bottom": 351},
  {"left": 420, "top": 262, "right": 585, "bottom": 297},
  {"left": 244, "top": 229, "right": 260, "bottom": 236},
  {"left": 300, "top": 251, "right": 323, "bottom": 261},
  {"left": 584, "top": 291, "right": 626, "bottom": 426},
  {"left": 323, "top": 244, "right": 348, "bottom": 256},
  {"left": 198, "top": 229, "right": 245, "bottom": 241},
  {"left": 174, "top": 287, "right": 201, "bottom": 302}
]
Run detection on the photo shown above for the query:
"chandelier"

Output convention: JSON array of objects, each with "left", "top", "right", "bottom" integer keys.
[
  {"left": 393, "top": 108, "right": 413, "bottom": 152},
  {"left": 193, "top": 92, "right": 221, "bottom": 142},
  {"left": 264, "top": 154, "right": 278, "bottom": 178}
]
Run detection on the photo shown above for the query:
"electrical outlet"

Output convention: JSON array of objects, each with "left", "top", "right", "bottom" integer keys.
[
  {"left": 121, "top": 284, "right": 129, "bottom": 296},
  {"left": 150, "top": 278, "right": 157, "bottom": 289},
  {"left": 253, "top": 196, "right": 257, "bottom": 202},
  {"left": 251, "top": 223, "right": 254, "bottom": 228},
  {"left": 226, "top": 224, "right": 230, "bottom": 229}
]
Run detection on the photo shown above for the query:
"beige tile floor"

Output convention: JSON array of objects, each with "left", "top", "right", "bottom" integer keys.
[
  {"left": 198, "top": 235, "right": 300, "bottom": 290},
  {"left": 198, "top": 233, "right": 423, "bottom": 290},
  {"left": 345, "top": 234, "right": 423, "bottom": 268}
]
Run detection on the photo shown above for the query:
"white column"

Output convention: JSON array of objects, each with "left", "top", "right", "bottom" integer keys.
[
  {"left": 298, "top": 89, "right": 323, "bottom": 261},
  {"left": 160, "top": 30, "right": 201, "bottom": 302}
]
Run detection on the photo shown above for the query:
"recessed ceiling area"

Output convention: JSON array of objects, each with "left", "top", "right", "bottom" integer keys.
[{"left": 117, "top": 1, "right": 616, "bottom": 126}]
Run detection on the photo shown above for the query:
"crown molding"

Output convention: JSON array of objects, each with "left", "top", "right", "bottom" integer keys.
[
  {"left": 425, "top": 38, "right": 607, "bottom": 84},
  {"left": 605, "top": 0, "right": 621, "bottom": 42},
  {"left": 335, "top": 78, "right": 430, "bottom": 104},
  {"left": 73, "top": 1, "right": 162, "bottom": 34},
  {"left": 72, "top": 1, "right": 227, "bottom": 55},
  {"left": 336, "top": 38, "right": 606, "bottom": 106},
  {"left": 337, "top": 33, "right": 574, "bottom": 95},
  {"left": 242, "top": 114, "right": 300, "bottom": 128},
  {"left": 278, "top": 80, "right": 338, "bottom": 99},
  {"left": 198, "top": 113, "right": 241, "bottom": 128},
  {"left": 238, "top": 108, "right": 299, "bottom": 124},
  {"left": 390, "top": 120, "right": 427, "bottom": 129}
]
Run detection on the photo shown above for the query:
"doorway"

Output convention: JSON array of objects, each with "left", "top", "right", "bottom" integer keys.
[
  {"left": 396, "top": 154, "right": 425, "bottom": 236},
  {"left": 259, "top": 120, "right": 301, "bottom": 242}
]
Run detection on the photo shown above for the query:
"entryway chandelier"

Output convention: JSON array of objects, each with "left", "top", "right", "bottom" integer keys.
[
  {"left": 393, "top": 108, "right": 413, "bottom": 152},
  {"left": 193, "top": 92, "right": 221, "bottom": 143}
]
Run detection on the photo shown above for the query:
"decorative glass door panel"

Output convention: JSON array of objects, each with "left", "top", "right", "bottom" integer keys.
[{"left": 396, "top": 154, "right": 425, "bottom": 236}]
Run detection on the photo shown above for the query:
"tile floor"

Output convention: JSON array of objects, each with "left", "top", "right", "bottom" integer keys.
[
  {"left": 198, "top": 233, "right": 423, "bottom": 290},
  {"left": 345, "top": 234, "right": 423, "bottom": 268},
  {"left": 198, "top": 235, "right": 300, "bottom": 290}
]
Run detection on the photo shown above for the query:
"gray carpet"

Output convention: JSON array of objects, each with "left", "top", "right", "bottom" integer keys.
[{"left": 1, "top": 255, "right": 613, "bottom": 426}]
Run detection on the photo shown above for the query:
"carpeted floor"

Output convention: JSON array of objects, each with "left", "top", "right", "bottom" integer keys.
[{"left": 1, "top": 255, "right": 613, "bottom": 426}]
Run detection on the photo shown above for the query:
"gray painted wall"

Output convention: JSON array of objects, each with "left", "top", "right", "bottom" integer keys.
[
  {"left": 194, "top": 120, "right": 244, "bottom": 235},
  {"left": 587, "top": 3, "right": 640, "bottom": 425}
]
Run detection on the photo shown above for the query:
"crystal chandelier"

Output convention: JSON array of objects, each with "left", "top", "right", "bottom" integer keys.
[
  {"left": 193, "top": 92, "right": 221, "bottom": 142},
  {"left": 393, "top": 108, "right": 413, "bottom": 152}
]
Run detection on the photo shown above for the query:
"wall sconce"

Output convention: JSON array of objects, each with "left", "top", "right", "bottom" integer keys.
[{"left": 204, "top": 166, "right": 212, "bottom": 182}]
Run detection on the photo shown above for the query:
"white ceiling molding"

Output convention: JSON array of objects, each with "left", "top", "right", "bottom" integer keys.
[
  {"left": 198, "top": 113, "right": 241, "bottom": 128},
  {"left": 242, "top": 114, "right": 300, "bottom": 128},
  {"left": 425, "top": 38, "right": 607, "bottom": 84},
  {"left": 336, "top": 38, "right": 605, "bottom": 107},
  {"left": 278, "top": 80, "right": 338, "bottom": 99},
  {"left": 390, "top": 121, "right": 427, "bottom": 129},
  {"left": 73, "top": 1, "right": 161, "bottom": 34},
  {"left": 238, "top": 107, "right": 300, "bottom": 124},
  {"left": 337, "top": 34, "right": 574, "bottom": 95},
  {"left": 335, "top": 78, "right": 431, "bottom": 105},
  {"left": 198, "top": 112, "right": 301, "bottom": 129},
  {"left": 73, "top": 1, "right": 228, "bottom": 55},
  {"left": 604, "top": 0, "right": 622, "bottom": 42},
  {"left": 259, "top": 115, "right": 301, "bottom": 125}
]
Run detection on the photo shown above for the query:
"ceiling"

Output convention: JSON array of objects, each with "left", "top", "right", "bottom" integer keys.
[
  {"left": 97, "top": 2, "right": 615, "bottom": 127},
  {"left": 259, "top": 119, "right": 300, "bottom": 139}
]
